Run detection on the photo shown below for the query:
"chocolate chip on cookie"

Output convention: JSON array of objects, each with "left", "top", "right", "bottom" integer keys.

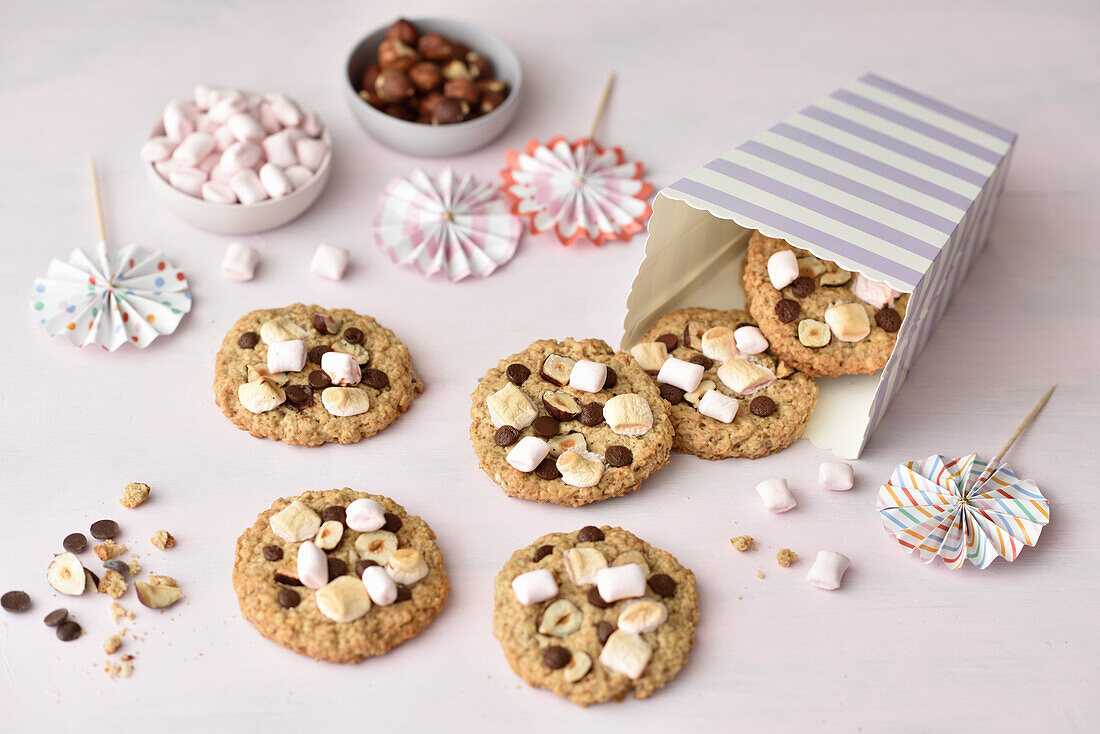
[
  {"left": 395, "top": 585, "right": 412, "bottom": 602},
  {"left": 326, "top": 557, "right": 348, "bottom": 578},
  {"left": 321, "top": 506, "right": 347, "bottom": 526},
  {"left": 533, "top": 544, "right": 554, "bottom": 562},
  {"left": 307, "top": 370, "right": 332, "bottom": 390},
  {"left": 656, "top": 333, "right": 679, "bottom": 352},
  {"left": 307, "top": 345, "right": 332, "bottom": 365},
  {"left": 689, "top": 354, "right": 713, "bottom": 370},
  {"left": 660, "top": 383, "right": 685, "bottom": 405},
  {"left": 875, "top": 307, "right": 902, "bottom": 332},
  {"left": 578, "top": 402, "right": 604, "bottom": 427},
  {"left": 362, "top": 369, "right": 389, "bottom": 390},
  {"left": 343, "top": 327, "right": 364, "bottom": 345},
  {"left": 603, "top": 367, "right": 618, "bottom": 389},
  {"left": 578, "top": 526, "right": 604, "bottom": 543},
  {"left": 355, "top": 559, "right": 380, "bottom": 576},
  {"left": 532, "top": 416, "right": 559, "bottom": 437},
  {"left": 596, "top": 620, "right": 615, "bottom": 644},
  {"left": 749, "top": 395, "right": 777, "bottom": 417},
  {"left": 237, "top": 331, "right": 260, "bottom": 349},
  {"left": 647, "top": 573, "right": 677, "bottom": 597},
  {"left": 587, "top": 586, "right": 611, "bottom": 609},
  {"left": 286, "top": 385, "right": 311, "bottom": 403},
  {"left": 506, "top": 363, "right": 531, "bottom": 385},
  {"left": 382, "top": 513, "right": 402, "bottom": 533},
  {"left": 276, "top": 588, "right": 300, "bottom": 608},
  {"left": 494, "top": 425, "right": 520, "bottom": 447},
  {"left": 790, "top": 276, "right": 815, "bottom": 298},
  {"left": 604, "top": 445, "right": 633, "bottom": 468},
  {"left": 775, "top": 299, "right": 801, "bottom": 323},
  {"left": 542, "top": 645, "right": 571, "bottom": 669},
  {"left": 534, "top": 458, "right": 561, "bottom": 480}
]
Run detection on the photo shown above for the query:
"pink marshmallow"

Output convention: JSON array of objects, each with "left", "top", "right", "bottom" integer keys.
[
  {"left": 756, "top": 478, "right": 796, "bottom": 513},
  {"left": 284, "top": 165, "right": 313, "bottom": 188},
  {"left": 171, "top": 131, "right": 215, "bottom": 165},
  {"left": 294, "top": 137, "right": 328, "bottom": 173},
  {"left": 194, "top": 83, "right": 216, "bottom": 111},
  {"left": 220, "top": 141, "right": 263, "bottom": 173},
  {"left": 220, "top": 242, "right": 258, "bottom": 280},
  {"left": 168, "top": 168, "right": 207, "bottom": 197},
  {"left": 212, "top": 124, "right": 237, "bottom": 152},
  {"left": 258, "top": 163, "right": 294, "bottom": 199},
  {"left": 197, "top": 151, "right": 220, "bottom": 175},
  {"left": 301, "top": 110, "right": 323, "bottom": 138},
  {"left": 807, "top": 551, "right": 850, "bottom": 590},
  {"left": 268, "top": 94, "right": 302, "bottom": 127},
  {"left": 229, "top": 169, "right": 269, "bottom": 205},
  {"left": 310, "top": 244, "right": 349, "bottom": 280},
  {"left": 262, "top": 130, "right": 298, "bottom": 168},
  {"left": 321, "top": 351, "right": 361, "bottom": 386},
  {"left": 227, "top": 112, "right": 265, "bottom": 143},
  {"left": 162, "top": 100, "right": 195, "bottom": 141},
  {"left": 258, "top": 103, "right": 283, "bottom": 134},
  {"left": 851, "top": 272, "right": 900, "bottom": 310},
  {"left": 734, "top": 325, "right": 769, "bottom": 355},
  {"left": 767, "top": 250, "right": 799, "bottom": 290},
  {"left": 140, "top": 136, "right": 175, "bottom": 163},
  {"left": 818, "top": 462, "right": 854, "bottom": 491},
  {"left": 202, "top": 180, "right": 238, "bottom": 204},
  {"left": 208, "top": 92, "right": 248, "bottom": 123}
]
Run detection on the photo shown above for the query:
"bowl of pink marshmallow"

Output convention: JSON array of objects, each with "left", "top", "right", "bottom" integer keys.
[{"left": 141, "top": 85, "right": 333, "bottom": 235}]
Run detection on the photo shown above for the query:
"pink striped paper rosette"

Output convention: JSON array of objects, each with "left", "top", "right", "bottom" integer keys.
[{"left": 373, "top": 168, "right": 522, "bottom": 282}]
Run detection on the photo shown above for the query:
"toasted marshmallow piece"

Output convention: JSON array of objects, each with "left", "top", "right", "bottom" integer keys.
[
  {"left": 284, "top": 165, "right": 313, "bottom": 188},
  {"left": 321, "top": 351, "right": 361, "bottom": 386},
  {"left": 656, "top": 357, "right": 704, "bottom": 393},
  {"left": 262, "top": 130, "right": 299, "bottom": 168},
  {"left": 556, "top": 450, "right": 605, "bottom": 488},
  {"left": 295, "top": 137, "right": 328, "bottom": 173},
  {"left": 767, "top": 250, "right": 800, "bottom": 289},
  {"left": 718, "top": 359, "right": 776, "bottom": 395},
  {"left": 563, "top": 548, "right": 607, "bottom": 586},
  {"left": 220, "top": 141, "right": 262, "bottom": 173},
  {"left": 386, "top": 548, "right": 428, "bottom": 585},
  {"left": 547, "top": 432, "right": 587, "bottom": 458},
  {"left": 162, "top": 100, "right": 195, "bottom": 141},
  {"left": 511, "top": 568, "right": 558, "bottom": 605},
  {"left": 229, "top": 169, "right": 269, "bottom": 205},
  {"left": 269, "top": 499, "right": 321, "bottom": 542},
  {"left": 734, "top": 325, "right": 769, "bottom": 355},
  {"left": 697, "top": 389, "right": 739, "bottom": 423},
  {"left": 220, "top": 242, "right": 258, "bottom": 281},
  {"left": 226, "top": 112, "right": 266, "bottom": 143},
  {"left": 618, "top": 599, "right": 668, "bottom": 634},
  {"left": 171, "top": 131, "right": 215, "bottom": 165},
  {"left": 296, "top": 541, "right": 328, "bottom": 590},
  {"left": 346, "top": 497, "right": 385, "bottom": 532},
  {"left": 140, "top": 136, "right": 175, "bottom": 162},
  {"left": 807, "top": 550, "right": 850, "bottom": 590},
  {"left": 599, "top": 630, "right": 652, "bottom": 680},
  {"left": 260, "top": 317, "right": 307, "bottom": 344},
  {"left": 237, "top": 376, "right": 285, "bottom": 413},
  {"left": 487, "top": 382, "right": 537, "bottom": 429},
  {"left": 851, "top": 272, "right": 900, "bottom": 310},
  {"left": 202, "top": 181, "right": 237, "bottom": 204},
  {"left": 267, "top": 339, "right": 306, "bottom": 374},
  {"left": 168, "top": 168, "right": 206, "bottom": 197},
  {"left": 756, "top": 478, "right": 797, "bottom": 513},
  {"left": 259, "top": 163, "right": 294, "bottom": 199},
  {"left": 310, "top": 243, "right": 350, "bottom": 281},
  {"left": 824, "top": 303, "right": 871, "bottom": 342},
  {"left": 361, "top": 564, "right": 398, "bottom": 606},
  {"left": 630, "top": 342, "right": 668, "bottom": 372},
  {"left": 568, "top": 359, "right": 608, "bottom": 393},
  {"left": 819, "top": 461, "right": 854, "bottom": 491},
  {"left": 321, "top": 387, "right": 370, "bottom": 417},
  {"left": 315, "top": 576, "right": 370, "bottom": 622},
  {"left": 506, "top": 436, "right": 550, "bottom": 473},
  {"left": 603, "top": 393, "right": 653, "bottom": 436},
  {"left": 702, "top": 326, "right": 738, "bottom": 362},
  {"left": 595, "top": 563, "right": 647, "bottom": 603}
]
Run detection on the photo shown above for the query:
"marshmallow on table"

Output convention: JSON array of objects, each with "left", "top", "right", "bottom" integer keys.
[
  {"left": 361, "top": 565, "right": 397, "bottom": 606},
  {"left": 807, "top": 551, "right": 850, "bottom": 590},
  {"left": 767, "top": 250, "right": 800, "bottom": 289},
  {"left": 321, "top": 351, "right": 361, "bottom": 386},
  {"left": 284, "top": 165, "right": 313, "bottom": 189},
  {"left": 657, "top": 357, "right": 705, "bottom": 393},
  {"left": 819, "top": 461, "right": 854, "bottom": 491},
  {"left": 851, "top": 272, "right": 900, "bottom": 310},
  {"left": 171, "top": 131, "right": 215, "bottom": 165},
  {"left": 511, "top": 569, "right": 558, "bottom": 605},
  {"left": 140, "top": 136, "right": 175, "bottom": 163},
  {"left": 756, "top": 478, "right": 797, "bottom": 513},
  {"left": 167, "top": 168, "right": 206, "bottom": 197},
  {"left": 346, "top": 498, "right": 385, "bottom": 531},
  {"left": 569, "top": 360, "right": 608, "bottom": 393},
  {"left": 507, "top": 436, "right": 550, "bottom": 473},
  {"left": 697, "top": 389, "right": 738, "bottom": 423},
  {"left": 262, "top": 129, "right": 299, "bottom": 168},
  {"left": 296, "top": 541, "right": 328, "bottom": 589},
  {"left": 259, "top": 163, "right": 294, "bottom": 199},
  {"left": 311, "top": 244, "right": 349, "bottom": 281},
  {"left": 267, "top": 339, "right": 306, "bottom": 374},
  {"left": 220, "top": 242, "right": 258, "bottom": 280},
  {"left": 295, "top": 137, "right": 328, "bottom": 172},
  {"left": 734, "top": 325, "right": 769, "bottom": 355},
  {"left": 595, "top": 563, "right": 647, "bottom": 603},
  {"left": 230, "top": 169, "right": 269, "bottom": 205},
  {"left": 162, "top": 100, "right": 195, "bottom": 141},
  {"left": 220, "top": 141, "right": 262, "bottom": 173},
  {"left": 226, "top": 112, "right": 266, "bottom": 143}
]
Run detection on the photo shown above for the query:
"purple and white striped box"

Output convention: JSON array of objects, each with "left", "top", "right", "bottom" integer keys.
[{"left": 622, "top": 73, "right": 1015, "bottom": 458}]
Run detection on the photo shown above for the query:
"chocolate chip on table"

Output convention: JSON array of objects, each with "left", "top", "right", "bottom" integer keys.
[
  {"left": 43, "top": 608, "right": 68, "bottom": 627},
  {"left": 660, "top": 383, "right": 685, "bottom": 405},
  {"left": 532, "top": 416, "right": 559, "bottom": 437},
  {"left": 494, "top": 425, "right": 520, "bottom": 447},
  {"left": 277, "top": 588, "right": 301, "bottom": 609},
  {"left": 596, "top": 621, "right": 615, "bottom": 644},
  {"left": 307, "top": 345, "right": 332, "bottom": 365},
  {"left": 533, "top": 544, "right": 554, "bottom": 562},
  {"left": 355, "top": 559, "right": 380, "bottom": 576},
  {"left": 286, "top": 385, "right": 312, "bottom": 403},
  {"left": 578, "top": 526, "right": 604, "bottom": 543},
  {"left": 656, "top": 333, "right": 679, "bottom": 352},
  {"left": 587, "top": 587, "right": 611, "bottom": 609},
  {"left": 1, "top": 590, "right": 30, "bottom": 613},
  {"left": 542, "top": 645, "right": 572, "bottom": 670},
  {"left": 506, "top": 363, "right": 531, "bottom": 385},
  {"left": 648, "top": 573, "right": 677, "bottom": 598},
  {"left": 604, "top": 445, "right": 633, "bottom": 468},
  {"left": 89, "top": 519, "right": 119, "bottom": 540},
  {"left": 875, "top": 307, "right": 902, "bottom": 332},
  {"left": 104, "top": 560, "right": 129, "bottom": 576},
  {"left": 262, "top": 545, "right": 284, "bottom": 562},
  {"left": 321, "top": 506, "right": 347, "bottom": 526},
  {"left": 237, "top": 331, "right": 259, "bottom": 349},
  {"left": 362, "top": 369, "right": 389, "bottom": 390},
  {"left": 382, "top": 513, "right": 402, "bottom": 533},
  {"left": 343, "top": 327, "right": 364, "bottom": 345},
  {"left": 690, "top": 354, "right": 713, "bottom": 370},
  {"left": 534, "top": 458, "right": 561, "bottom": 480},
  {"left": 308, "top": 370, "right": 332, "bottom": 390},
  {"left": 775, "top": 298, "right": 801, "bottom": 323},
  {"left": 790, "top": 276, "right": 815, "bottom": 298},
  {"left": 327, "top": 558, "right": 348, "bottom": 578},
  {"left": 63, "top": 532, "right": 87, "bottom": 554},
  {"left": 602, "top": 368, "right": 618, "bottom": 390},
  {"left": 578, "top": 402, "right": 604, "bottom": 427},
  {"left": 750, "top": 395, "right": 777, "bottom": 417},
  {"left": 56, "top": 620, "right": 82, "bottom": 641},
  {"left": 395, "top": 585, "right": 412, "bottom": 602}
]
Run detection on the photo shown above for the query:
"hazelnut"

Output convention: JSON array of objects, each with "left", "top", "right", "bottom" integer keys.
[
  {"left": 442, "top": 59, "right": 472, "bottom": 81},
  {"left": 480, "top": 90, "right": 506, "bottom": 114},
  {"left": 377, "top": 37, "right": 419, "bottom": 72},
  {"left": 477, "top": 78, "right": 507, "bottom": 94},
  {"left": 431, "top": 96, "right": 466, "bottom": 125},
  {"left": 360, "top": 63, "right": 380, "bottom": 93},
  {"left": 384, "top": 103, "right": 416, "bottom": 122},
  {"left": 385, "top": 18, "right": 419, "bottom": 46},
  {"left": 375, "top": 68, "right": 414, "bottom": 103},
  {"left": 466, "top": 52, "right": 493, "bottom": 80},
  {"left": 417, "top": 32, "right": 453, "bottom": 61},
  {"left": 444, "top": 78, "right": 480, "bottom": 105},
  {"left": 418, "top": 91, "right": 446, "bottom": 117},
  {"left": 408, "top": 61, "right": 443, "bottom": 92},
  {"left": 450, "top": 41, "right": 471, "bottom": 61},
  {"left": 358, "top": 89, "right": 384, "bottom": 109}
]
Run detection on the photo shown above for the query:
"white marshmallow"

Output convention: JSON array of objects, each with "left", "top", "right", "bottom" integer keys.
[
  {"left": 734, "top": 325, "right": 769, "bottom": 355},
  {"left": 301, "top": 110, "right": 323, "bottom": 137},
  {"left": 269, "top": 93, "right": 303, "bottom": 127},
  {"left": 194, "top": 83, "right": 216, "bottom": 111},
  {"left": 568, "top": 360, "right": 608, "bottom": 393},
  {"left": 511, "top": 569, "right": 558, "bottom": 605},
  {"left": 171, "top": 131, "right": 215, "bottom": 165},
  {"left": 767, "top": 250, "right": 800, "bottom": 289},
  {"left": 296, "top": 541, "right": 328, "bottom": 589},
  {"left": 207, "top": 92, "right": 248, "bottom": 123},
  {"left": 506, "top": 436, "right": 550, "bottom": 473},
  {"left": 195, "top": 112, "right": 218, "bottom": 134},
  {"left": 162, "top": 100, "right": 195, "bottom": 141},
  {"left": 262, "top": 130, "right": 298, "bottom": 168},
  {"left": 212, "top": 124, "right": 238, "bottom": 153},
  {"left": 756, "top": 478, "right": 797, "bottom": 513},
  {"left": 167, "top": 168, "right": 206, "bottom": 197},
  {"left": 361, "top": 564, "right": 397, "bottom": 606},
  {"left": 267, "top": 339, "right": 306, "bottom": 374},
  {"left": 819, "top": 461, "right": 854, "bottom": 491},
  {"left": 258, "top": 103, "right": 283, "bottom": 134},
  {"left": 656, "top": 357, "right": 704, "bottom": 393},
  {"left": 202, "top": 181, "right": 238, "bottom": 204},
  {"left": 595, "top": 564, "right": 647, "bottom": 603},
  {"left": 295, "top": 137, "right": 328, "bottom": 172},
  {"left": 321, "top": 351, "right": 361, "bottom": 386},
  {"left": 220, "top": 242, "right": 258, "bottom": 281},
  {"left": 346, "top": 498, "right": 385, "bottom": 532},
  {"left": 259, "top": 163, "right": 294, "bottom": 199},
  {"left": 284, "top": 165, "right": 313, "bottom": 188},
  {"left": 807, "top": 551, "right": 850, "bottom": 590},
  {"left": 220, "top": 141, "right": 263, "bottom": 173},
  {"left": 697, "top": 389, "right": 738, "bottom": 423},
  {"left": 229, "top": 169, "right": 269, "bottom": 205},
  {"left": 226, "top": 112, "right": 266, "bottom": 143},
  {"left": 850, "top": 272, "right": 900, "bottom": 310},
  {"left": 140, "top": 136, "right": 175, "bottom": 162},
  {"left": 599, "top": 630, "right": 652, "bottom": 680},
  {"left": 210, "top": 161, "right": 235, "bottom": 184},
  {"left": 153, "top": 158, "right": 190, "bottom": 180},
  {"left": 310, "top": 244, "right": 349, "bottom": 281}
]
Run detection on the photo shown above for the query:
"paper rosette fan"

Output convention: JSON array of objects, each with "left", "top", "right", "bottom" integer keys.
[
  {"left": 877, "top": 388, "right": 1054, "bottom": 569},
  {"left": 500, "top": 74, "right": 653, "bottom": 246},
  {"left": 374, "top": 168, "right": 521, "bottom": 282}
]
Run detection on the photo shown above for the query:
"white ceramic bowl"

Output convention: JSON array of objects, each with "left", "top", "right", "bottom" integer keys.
[
  {"left": 143, "top": 122, "right": 333, "bottom": 235},
  {"left": 344, "top": 18, "right": 523, "bottom": 156}
]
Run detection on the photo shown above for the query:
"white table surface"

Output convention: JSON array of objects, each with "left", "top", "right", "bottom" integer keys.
[{"left": 2, "top": 1, "right": 1098, "bottom": 731}]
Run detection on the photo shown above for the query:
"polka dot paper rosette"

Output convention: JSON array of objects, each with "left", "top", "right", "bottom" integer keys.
[{"left": 32, "top": 240, "right": 191, "bottom": 350}]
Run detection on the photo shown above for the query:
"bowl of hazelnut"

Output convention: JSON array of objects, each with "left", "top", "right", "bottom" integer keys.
[{"left": 345, "top": 17, "right": 522, "bottom": 156}]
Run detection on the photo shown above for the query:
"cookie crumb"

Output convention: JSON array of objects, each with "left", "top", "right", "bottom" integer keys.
[
  {"left": 98, "top": 570, "right": 127, "bottom": 599},
  {"left": 756, "top": 569, "right": 765, "bottom": 579},
  {"left": 119, "top": 655, "right": 134, "bottom": 678},
  {"left": 119, "top": 482, "right": 150, "bottom": 508},
  {"left": 103, "top": 634, "right": 122, "bottom": 654},
  {"left": 127, "top": 559, "right": 141, "bottom": 576},
  {"left": 110, "top": 601, "right": 134, "bottom": 624},
  {"left": 150, "top": 530, "right": 175, "bottom": 550},
  {"left": 103, "top": 660, "right": 119, "bottom": 679},
  {"left": 94, "top": 539, "right": 127, "bottom": 561},
  {"left": 730, "top": 535, "right": 755, "bottom": 552},
  {"left": 776, "top": 548, "right": 799, "bottom": 567}
]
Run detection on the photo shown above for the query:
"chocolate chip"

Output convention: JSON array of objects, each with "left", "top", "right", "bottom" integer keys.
[
  {"left": 343, "top": 327, "right": 364, "bottom": 344},
  {"left": 648, "top": 573, "right": 677, "bottom": 597},
  {"left": 355, "top": 559, "right": 380, "bottom": 576},
  {"left": 790, "top": 276, "right": 815, "bottom": 298},
  {"left": 660, "top": 383, "right": 685, "bottom": 404},
  {"left": 307, "top": 345, "right": 332, "bottom": 364},
  {"left": 604, "top": 445, "right": 633, "bottom": 468},
  {"left": 43, "top": 608, "right": 67, "bottom": 626},
  {"left": 532, "top": 416, "right": 559, "bottom": 437},
  {"left": 690, "top": 353, "right": 713, "bottom": 370},
  {"left": 56, "top": 620, "right": 82, "bottom": 641},
  {"left": 750, "top": 395, "right": 777, "bottom": 417},
  {"left": 286, "top": 385, "right": 312, "bottom": 403},
  {"left": 382, "top": 513, "right": 402, "bottom": 533},
  {"left": 273, "top": 569, "right": 303, "bottom": 586},
  {"left": 321, "top": 506, "right": 347, "bottom": 526},
  {"left": 578, "top": 402, "right": 604, "bottom": 427},
  {"left": 262, "top": 545, "right": 284, "bottom": 561},
  {"left": 587, "top": 587, "right": 611, "bottom": 609},
  {"left": 534, "top": 458, "right": 561, "bottom": 480},
  {"left": 1, "top": 591, "right": 30, "bottom": 612},
  {"left": 276, "top": 588, "right": 300, "bottom": 608},
  {"left": 875, "top": 307, "right": 902, "bottom": 332},
  {"left": 395, "top": 585, "right": 412, "bottom": 602},
  {"left": 104, "top": 560, "right": 129, "bottom": 576},
  {"left": 533, "top": 544, "right": 554, "bottom": 562},
  {"left": 775, "top": 298, "right": 801, "bottom": 323},
  {"left": 89, "top": 519, "right": 119, "bottom": 540},
  {"left": 603, "top": 368, "right": 618, "bottom": 389},
  {"left": 578, "top": 526, "right": 604, "bottom": 543},
  {"left": 327, "top": 558, "right": 348, "bottom": 578},
  {"left": 362, "top": 369, "right": 389, "bottom": 390},
  {"left": 308, "top": 370, "right": 332, "bottom": 389},
  {"left": 542, "top": 645, "right": 572, "bottom": 670},
  {"left": 63, "top": 532, "right": 87, "bottom": 554},
  {"left": 237, "top": 331, "right": 259, "bottom": 349},
  {"left": 494, "top": 425, "right": 520, "bottom": 447},
  {"left": 597, "top": 621, "right": 615, "bottom": 644},
  {"left": 506, "top": 363, "right": 531, "bottom": 385},
  {"left": 656, "top": 333, "right": 679, "bottom": 351}
]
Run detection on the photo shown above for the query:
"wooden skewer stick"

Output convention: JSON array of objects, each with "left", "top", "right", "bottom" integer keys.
[
  {"left": 587, "top": 73, "right": 616, "bottom": 142},
  {"left": 994, "top": 385, "right": 1056, "bottom": 460},
  {"left": 89, "top": 155, "right": 107, "bottom": 243}
]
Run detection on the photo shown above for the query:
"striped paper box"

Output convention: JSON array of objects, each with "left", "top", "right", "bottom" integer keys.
[{"left": 622, "top": 73, "right": 1016, "bottom": 458}]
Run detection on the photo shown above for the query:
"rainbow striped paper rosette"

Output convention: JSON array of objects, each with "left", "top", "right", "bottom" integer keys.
[{"left": 877, "top": 453, "right": 1049, "bottom": 569}]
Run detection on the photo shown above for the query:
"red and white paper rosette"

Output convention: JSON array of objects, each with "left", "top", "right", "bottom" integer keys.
[
  {"left": 501, "top": 136, "right": 653, "bottom": 246},
  {"left": 373, "top": 168, "right": 521, "bottom": 282}
]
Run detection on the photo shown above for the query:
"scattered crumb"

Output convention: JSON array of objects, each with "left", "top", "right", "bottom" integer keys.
[
  {"left": 149, "top": 574, "right": 178, "bottom": 588},
  {"left": 94, "top": 539, "right": 127, "bottom": 561},
  {"left": 119, "top": 482, "right": 150, "bottom": 508},
  {"left": 776, "top": 549, "right": 799, "bottom": 567},
  {"left": 119, "top": 656, "right": 134, "bottom": 678},
  {"left": 150, "top": 530, "right": 175, "bottom": 550},
  {"left": 98, "top": 570, "right": 127, "bottom": 599},
  {"left": 103, "top": 660, "right": 119, "bottom": 678},
  {"left": 110, "top": 602, "right": 134, "bottom": 624},
  {"left": 127, "top": 559, "right": 141, "bottom": 576},
  {"left": 737, "top": 595, "right": 743, "bottom": 600},
  {"left": 756, "top": 569, "right": 765, "bottom": 579},
  {"left": 103, "top": 634, "right": 122, "bottom": 654},
  {"left": 730, "top": 535, "right": 755, "bottom": 552}
]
